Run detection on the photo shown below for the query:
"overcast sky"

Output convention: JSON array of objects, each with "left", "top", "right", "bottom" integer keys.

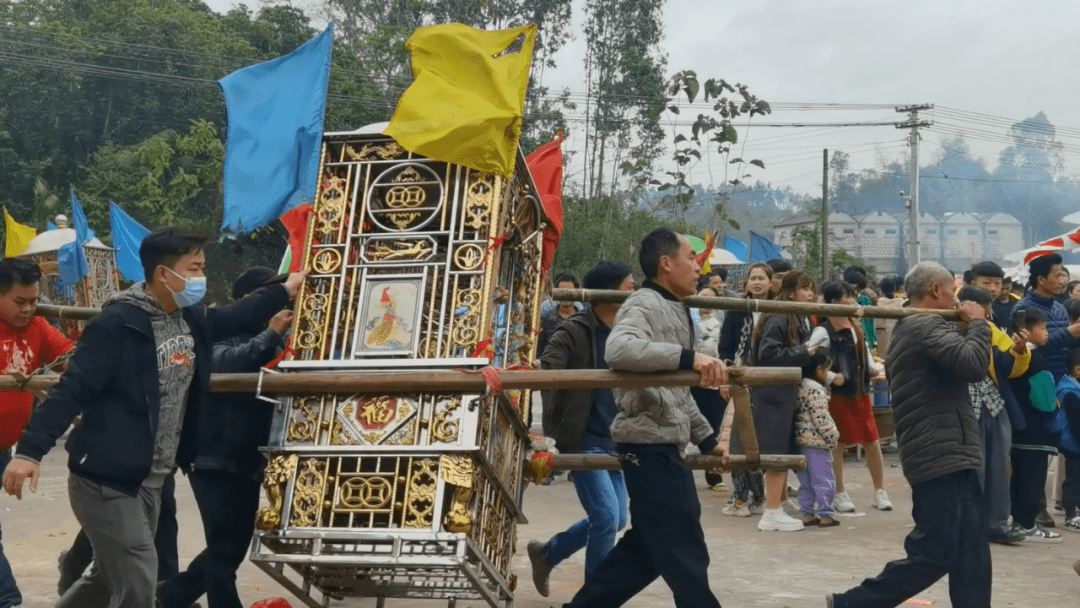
[{"left": 205, "top": 0, "right": 1080, "bottom": 198}]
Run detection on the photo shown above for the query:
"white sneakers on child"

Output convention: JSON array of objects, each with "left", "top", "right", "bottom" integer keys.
[
  {"left": 832, "top": 491, "right": 856, "bottom": 513},
  {"left": 722, "top": 498, "right": 752, "bottom": 517},
  {"left": 758, "top": 508, "right": 804, "bottom": 532},
  {"left": 871, "top": 489, "right": 893, "bottom": 511}
]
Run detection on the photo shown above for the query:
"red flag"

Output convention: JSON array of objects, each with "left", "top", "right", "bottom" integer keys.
[
  {"left": 695, "top": 230, "right": 718, "bottom": 273},
  {"left": 279, "top": 203, "right": 314, "bottom": 273},
  {"left": 525, "top": 131, "right": 564, "bottom": 275}
]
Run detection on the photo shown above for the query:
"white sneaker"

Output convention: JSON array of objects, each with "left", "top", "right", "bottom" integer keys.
[
  {"left": 757, "top": 508, "right": 804, "bottom": 532},
  {"left": 871, "top": 489, "right": 893, "bottom": 511},
  {"left": 749, "top": 500, "right": 765, "bottom": 515},
  {"left": 722, "top": 499, "right": 751, "bottom": 517},
  {"left": 1021, "top": 523, "right": 1063, "bottom": 543},
  {"left": 833, "top": 491, "right": 856, "bottom": 513}
]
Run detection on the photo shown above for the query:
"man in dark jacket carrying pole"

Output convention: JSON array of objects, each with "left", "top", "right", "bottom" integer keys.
[
  {"left": 158, "top": 267, "right": 293, "bottom": 608},
  {"left": 828, "top": 261, "right": 992, "bottom": 608},
  {"left": 2, "top": 229, "right": 307, "bottom": 608}
]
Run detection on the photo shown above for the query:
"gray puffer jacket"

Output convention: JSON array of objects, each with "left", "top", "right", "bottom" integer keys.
[
  {"left": 605, "top": 282, "right": 718, "bottom": 452},
  {"left": 886, "top": 314, "right": 991, "bottom": 485}
]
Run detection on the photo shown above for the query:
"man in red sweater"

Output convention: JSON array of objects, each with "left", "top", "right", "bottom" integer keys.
[{"left": 0, "top": 258, "right": 73, "bottom": 608}]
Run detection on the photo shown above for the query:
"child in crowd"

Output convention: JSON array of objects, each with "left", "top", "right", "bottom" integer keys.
[
  {"left": 1008, "top": 307, "right": 1064, "bottom": 542},
  {"left": 956, "top": 284, "right": 1030, "bottom": 544},
  {"left": 795, "top": 350, "right": 841, "bottom": 526},
  {"left": 1053, "top": 348, "right": 1080, "bottom": 532}
]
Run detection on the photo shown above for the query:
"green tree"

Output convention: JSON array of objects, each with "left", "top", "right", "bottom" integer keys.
[
  {"left": 551, "top": 194, "right": 665, "bottom": 279},
  {"left": 581, "top": 0, "right": 667, "bottom": 199}
]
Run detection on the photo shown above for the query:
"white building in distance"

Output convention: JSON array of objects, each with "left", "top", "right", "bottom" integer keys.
[{"left": 773, "top": 211, "right": 1024, "bottom": 275}]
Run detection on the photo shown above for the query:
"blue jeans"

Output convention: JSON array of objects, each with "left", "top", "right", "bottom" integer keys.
[
  {"left": 545, "top": 447, "right": 629, "bottom": 577},
  {"left": 0, "top": 449, "right": 22, "bottom": 608}
]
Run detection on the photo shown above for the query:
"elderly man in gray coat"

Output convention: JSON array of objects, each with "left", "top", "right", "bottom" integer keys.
[
  {"left": 828, "top": 261, "right": 992, "bottom": 608},
  {"left": 563, "top": 227, "right": 728, "bottom": 608}
]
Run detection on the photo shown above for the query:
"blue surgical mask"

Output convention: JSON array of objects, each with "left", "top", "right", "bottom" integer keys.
[{"left": 163, "top": 267, "right": 207, "bottom": 308}]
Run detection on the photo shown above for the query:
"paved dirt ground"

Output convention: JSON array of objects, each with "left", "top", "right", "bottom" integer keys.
[{"left": 3, "top": 445, "right": 1078, "bottom": 608}]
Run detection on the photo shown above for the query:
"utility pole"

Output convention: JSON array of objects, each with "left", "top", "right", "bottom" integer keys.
[
  {"left": 822, "top": 149, "right": 829, "bottom": 283},
  {"left": 896, "top": 104, "right": 932, "bottom": 266}
]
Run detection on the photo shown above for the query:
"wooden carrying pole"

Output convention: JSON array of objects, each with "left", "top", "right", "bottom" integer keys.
[
  {"left": 0, "top": 366, "right": 800, "bottom": 395},
  {"left": 550, "top": 454, "right": 802, "bottom": 472},
  {"left": 552, "top": 288, "right": 961, "bottom": 322}
]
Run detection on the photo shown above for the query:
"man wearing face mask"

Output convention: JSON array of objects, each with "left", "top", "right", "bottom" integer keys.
[{"left": 2, "top": 228, "right": 308, "bottom": 608}]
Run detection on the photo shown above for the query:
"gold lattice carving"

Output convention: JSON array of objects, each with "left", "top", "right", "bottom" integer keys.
[
  {"left": 386, "top": 185, "right": 426, "bottom": 208},
  {"left": 430, "top": 396, "right": 462, "bottom": 443},
  {"left": 464, "top": 172, "right": 496, "bottom": 229},
  {"left": 287, "top": 398, "right": 320, "bottom": 443},
  {"left": 387, "top": 212, "right": 421, "bottom": 230},
  {"left": 441, "top": 454, "right": 475, "bottom": 533},
  {"left": 255, "top": 453, "right": 298, "bottom": 530},
  {"left": 452, "top": 243, "right": 485, "bottom": 271},
  {"left": 311, "top": 248, "right": 342, "bottom": 274},
  {"left": 294, "top": 292, "right": 329, "bottom": 352},
  {"left": 345, "top": 142, "right": 405, "bottom": 161},
  {"left": 290, "top": 458, "right": 327, "bottom": 527},
  {"left": 451, "top": 289, "right": 482, "bottom": 347},
  {"left": 338, "top": 476, "right": 393, "bottom": 509},
  {"left": 403, "top": 458, "right": 438, "bottom": 528},
  {"left": 315, "top": 175, "right": 348, "bottom": 234},
  {"left": 368, "top": 239, "right": 433, "bottom": 262},
  {"left": 329, "top": 419, "right": 358, "bottom": 446}
]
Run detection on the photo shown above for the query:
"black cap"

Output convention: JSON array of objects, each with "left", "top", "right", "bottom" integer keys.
[
  {"left": 971, "top": 261, "right": 1004, "bottom": 279},
  {"left": 232, "top": 266, "right": 288, "bottom": 300}
]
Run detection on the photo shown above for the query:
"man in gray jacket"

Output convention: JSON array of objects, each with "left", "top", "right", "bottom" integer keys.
[
  {"left": 563, "top": 227, "right": 728, "bottom": 608},
  {"left": 829, "top": 261, "right": 992, "bottom": 608}
]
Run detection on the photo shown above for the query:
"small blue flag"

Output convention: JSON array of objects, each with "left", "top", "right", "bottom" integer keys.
[
  {"left": 723, "top": 236, "right": 748, "bottom": 263},
  {"left": 749, "top": 230, "right": 784, "bottom": 264},
  {"left": 219, "top": 24, "right": 333, "bottom": 233},
  {"left": 46, "top": 222, "right": 57, "bottom": 231},
  {"left": 57, "top": 190, "right": 93, "bottom": 287},
  {"left": 109, "top": 202, "right": 150, "bottom": 282}
]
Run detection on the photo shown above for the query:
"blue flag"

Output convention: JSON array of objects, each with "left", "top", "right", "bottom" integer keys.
[
  {"left": 109, "top": 202, "right": 150, "bottom": 282},
  {"left": 57, "top": 191, "right": 94, "bottom": 287},
  {"left": 723, "top": 236, "right": 748, "bottom": 263},
  {"left": 219, "top": 24, "right": 333, "bottom": 233},
  {"left": 749, "top": 230, "right": 784, "bottom": 263},
  {"left": 46, "top": 221, "right": 57, "bottom": 231}
]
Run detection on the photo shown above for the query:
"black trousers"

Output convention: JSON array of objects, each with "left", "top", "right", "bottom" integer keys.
[
  {"left": 159, "top": 469, "right": 261, "bottom": 608},
  {"left": 691, "top": 387, "right": 726, "bottom": 486},
  {"left": 1010, "top": 447, "right": 1051, "bottom": 529},
  {"left": 60, "top": 471, "right": 179, "bottom": 589},
  {"left": 564, "top": 443, "right": 721, "bottom": 608},
  {"left": 1062, "top": 453, "right": 1080, "bottom": 517},
  {"left": 832, "top": 469, "right": 991, "bottom": 608}
]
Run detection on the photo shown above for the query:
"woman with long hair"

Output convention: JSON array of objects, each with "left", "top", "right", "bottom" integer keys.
[
  {"left": 812, "top": 280, "right": 890, "bottom": 514},
  {"left": 732, "top": 270, "right": 818, "bottom": 531},
  {"left": 716, "top": 263, "right": 772, "bottom": 515}
]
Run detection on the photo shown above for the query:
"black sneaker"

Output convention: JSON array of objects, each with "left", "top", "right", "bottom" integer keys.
[
  {"left": 1036, "top": 508, "right": 1056, "bottom": 528},
  {"left": 988, "top": 525, "right": 1027, "bottom": 544}
]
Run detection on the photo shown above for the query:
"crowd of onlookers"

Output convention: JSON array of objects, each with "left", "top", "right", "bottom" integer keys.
[{"left": 529, "top": 234, "right": 1080, "bottom": 605}]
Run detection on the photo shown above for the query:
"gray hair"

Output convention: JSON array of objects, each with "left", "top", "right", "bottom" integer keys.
[{"left": 905, "top": 261, "right": 953, "bottom": 301}]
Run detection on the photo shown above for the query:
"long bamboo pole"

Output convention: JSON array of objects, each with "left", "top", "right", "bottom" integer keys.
[
  {"left": 549, "top": 453, "right": 804, "bottom": 472},
  {"left": 552, "top": 288, "right": 961, "bottom": 321},
  {"left": 0, "top": 366, "right": 799, "bottom": 395},
  {"left": 35, "top": 303, "right": 100, "bottom": 321}
]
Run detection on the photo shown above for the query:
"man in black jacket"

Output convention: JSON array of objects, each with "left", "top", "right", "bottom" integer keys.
[
  {"left": 829, "top": 261, "right": 991, "bottom": 608},
  {"left": 2, "top": 229, "right": 306, "bottom": 608},
  {"left": 157, "top": 267, "right": 293, "bottom": 608}
]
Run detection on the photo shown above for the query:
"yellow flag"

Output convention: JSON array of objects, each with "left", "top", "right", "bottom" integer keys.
[
  {"left": 384, "top": 23, "right": 537, "bottom": 177},
  {"left": 4, "top": 208, "right": 36, "bottom": 257}
]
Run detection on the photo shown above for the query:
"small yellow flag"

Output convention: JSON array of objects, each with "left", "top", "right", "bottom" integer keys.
[
  {"left": 384, "top": 23, "right": 537, "bottom": 177},
  {"left": 4, "top": 208, "right": 36, "bottom": 257}
]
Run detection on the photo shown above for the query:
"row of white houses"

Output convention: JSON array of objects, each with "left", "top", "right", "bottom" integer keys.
[{"left": 773, "top": 211, "right": 1024, "bottom": 274}]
